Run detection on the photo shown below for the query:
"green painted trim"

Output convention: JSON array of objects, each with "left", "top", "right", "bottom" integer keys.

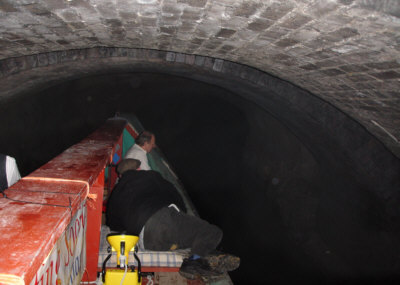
[{"left": 122, "top": 128, "right": 135, "bottom": 157}]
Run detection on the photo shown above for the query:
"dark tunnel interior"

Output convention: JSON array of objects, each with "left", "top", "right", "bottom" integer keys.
[{"left": 0, "top": 73, "right": 400, "bottom": 284}]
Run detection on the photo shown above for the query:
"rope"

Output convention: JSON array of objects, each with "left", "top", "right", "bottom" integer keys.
[{"left": 21, "top": 177, "right": 97, "bottom": 200}]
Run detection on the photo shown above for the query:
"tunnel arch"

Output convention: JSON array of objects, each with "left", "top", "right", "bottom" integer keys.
[
  {"left": 0, "top": 47, "right": 398, "bottom": 188},
  {"left": 0, "top": 0, "right": 399, "bottom": 160}
]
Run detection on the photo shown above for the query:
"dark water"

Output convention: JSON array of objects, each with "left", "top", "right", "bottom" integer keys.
[{"left": 1, "top": 73, "right": 399, "bottom": 284}]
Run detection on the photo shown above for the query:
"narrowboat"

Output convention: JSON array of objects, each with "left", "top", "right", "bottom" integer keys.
[{"left": 0, "top": 114, "right": 233, "bottom": 285}]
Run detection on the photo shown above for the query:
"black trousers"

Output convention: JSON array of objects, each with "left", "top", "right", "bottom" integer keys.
[{"left": 143, "top": 207, "right": 222, "bottom": 257}]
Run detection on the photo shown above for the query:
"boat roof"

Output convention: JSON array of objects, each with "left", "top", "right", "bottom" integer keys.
[{"left": 0, "top": 118, "right": 127, "bottom": 284}]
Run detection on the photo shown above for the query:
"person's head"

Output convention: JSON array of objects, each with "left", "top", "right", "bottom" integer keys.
[
  {"left": 116, "top": 159, "right": 141, "bottom": 176},
  {"left": 136, "top": 131, "right": 156, "bottom": 153}
]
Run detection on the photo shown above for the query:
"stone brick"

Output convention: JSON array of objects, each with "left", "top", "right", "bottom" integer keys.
[
  {"left": 215, "top": 28, "right": 236, "bottom": 39},
  {"left": 366, "top": 61, "right": 400, "bottom": 70},
  {"left": 24, "top": 4, "right": 51, "bottom": 16},
  {"left": 306, "top": 49, "right": 338, "bottom": 60},
  {"left": 70, "top": 0, "right": 93, "bottom": 10},
  {"left": 3, "top": 32, "right": 22, "bottom": 41},
  {"left": 219, "top": 44, "right": 235, "bottom": 53},
  {"left": 157, "top": 43, "right": 170, "bottom": 50},
  {"left": 359, "top": 0, "right": 400, "bottom": 18},
  {"left": 338, "top": 84, "right": 354, "bottom": 90},
  {"left": 190, "top": 37, "right": 204, "bottom": 45},
  {"left": 96, "top": 3, "right": 118, "bottom": 19},
  {"left": 379, "top": 90, "right": 399, "bottom": 100},
  {"left": 307, "top": 0, "right": 339, "bottom": 17},
  {"left": 260, "top": 2, "right": 294, "bottom": 21},
  {"left": 15, "top": 39, "right": 34, "bottom": 46},
  {"left": 203, "top": 39, "right": 222, "bottom": 49},
  {"left": 141, "top": 17, "right": 157, "bottom": 26},
  {"left": 110, "top": 28, "right": 126, "bottom": 39},
  {"left": 194, "top": 25, "right": 216, "bottom": 39},
  {"left": 291, "top": 28, "right": 320, "bottom": 42},
  {"left": 181, "top": 8, "right": 202, "bottom": 21},
  {"left": 340, "top": 51, "right": 381, "bottom": 63},
  {"left": 347, "top": 74, "right": 376, "bottom": 82},
  {"left": 247, "top": 19, "right": 273, "bottom": 32},
  {"left": 339, "top": 64, "right": 369, "bottom": 73},
  {"left": 30, "top": 24, "right": 52, "bottom": 35},
  {"left": 338, "top": 0, "right": 354, "bottom": 5},
  {"left": 286, "top": 45, "right": 313, "bottom": 57},
  {"left": 275, "top": 38, "right": 299, "bottom": 48},
  {"left": 175, "top": 53, "right": 185, "bottom": 63},
  {"left": 184, "top": 54, "right": 195, "bottom": 65},
  {"left": 322, "top": 27, "right": 360, "bottom": 43},
  {"left": 281, "top": 13, "right": 312, "bottom": 29},
  {"left": 119, "top": 12, "right": 138, "bottom": 21},
  {"left": 233, "top": 1, "right": 262, "bottom": 18},
  {"left": 194, "top": 55, "right": 205, "bottom": 66},
  {"left": 56, "top": 39, "right": 69, "bottom": 45},
  {"left": 212, "top": 59, "right": 223, "bottom": 72},
  {"left": 300, "top": 63, "right": 319, "bottom": 71},
  {"left": 61, "top": 9, "right": 83, "bottom": 22},
  {"left": 166, "top": 52, "right": 175, "bottom": 62},
  {"left": 315, "top": 59, "right": 340, "bottom": 68},
  {"left": 0, "top": 0, "right": 18, "bottom": 12},
  {"left": 69, "top": 22, "right": 86, "bottom": 30},
  {"left": 220, "top": 60, "right": 240, "bottom": 76},
  {"left": 104, "top": 19, "right": 123, "bottom": 28},
  {"left": 52, "top": 26, "right": 73, "bottom": 37},
  {"left": 273, "top": 54, "right": 298, "bottom": 66},
  {"left": 259, "top": 27, "right": 289, "bottom": 40},
  {"left": 170, "top": 38, "right": 186, "bottom": 48},
  {"left": 161, "top": 4, "right": 181, "bottom": 15},
  {"left": 371, "top": 71, "right": 400, "bottom": 80},
  {"left": 239, "top": 65, "right": 261, "bottom": 84},
  {"left": 37, "top": 53, "right": 49, "bottom": 66},
  {"left": 160, "top": 15, "right": 180, "bottom": 26},
  {"left": 160, "top": 26, "right": 176, "bottom": 35},
  {"left": 177, "top": 0, "right": 207, "bottom": 8},
  {"left": 203, "top": 57, "right": 215, "bottom": 69},
  {"left": 321, "top": 68, "right": 344, "bottom": 76}
]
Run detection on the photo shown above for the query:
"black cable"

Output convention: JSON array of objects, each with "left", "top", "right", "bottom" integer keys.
[{"left": 1, "top": 191, "right": 72, "bottom": 209}]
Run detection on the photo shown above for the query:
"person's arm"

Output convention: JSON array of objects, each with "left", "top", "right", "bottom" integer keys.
[
  {"left": 6, "top": 156, "right": 21, "bottom": 187},
  {"left": 138, "top": 154, "right": 151, "bottom": 170}
]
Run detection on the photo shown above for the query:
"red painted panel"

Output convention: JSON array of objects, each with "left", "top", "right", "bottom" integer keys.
[
  {"left": 83, "top": 170, "right": 105, "bottom": 282},
  {"left": 0, "top": 118, "right": 127, "bottom": 284},
  {"left": 125, "top": 123, "right": 139, "bottom": 139}
]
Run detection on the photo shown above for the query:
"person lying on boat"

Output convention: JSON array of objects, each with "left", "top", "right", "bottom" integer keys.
[
  {"left": 106, "top": 158, "right": 240, "bottom": 281},
  {"left": 124, "top": 131, "right": 155, "bottom": 170},
  {"left": 0, "top": 154, "right": 21, "bottom": 192}
]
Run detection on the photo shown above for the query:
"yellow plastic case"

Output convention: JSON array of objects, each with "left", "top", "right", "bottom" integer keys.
[{"left": 105, "top": 268, "right": 140, "bottom": 285}]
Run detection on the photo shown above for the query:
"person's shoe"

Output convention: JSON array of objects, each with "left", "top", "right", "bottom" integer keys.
[
  {"left": 179, "top": 257, "right": 224, "bottom": 280},
  {"left": 204, "top": 252, "right": 240, "bottom": 273}
]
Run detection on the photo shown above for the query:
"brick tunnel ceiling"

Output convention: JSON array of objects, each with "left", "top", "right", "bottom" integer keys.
[{"left": 0, "top": 0, "right": 399, "bottom": 157}]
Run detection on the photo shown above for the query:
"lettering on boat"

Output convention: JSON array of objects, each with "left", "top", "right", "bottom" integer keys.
[{"left": 30, "top": 202, "right": 87, "bottom": 285}]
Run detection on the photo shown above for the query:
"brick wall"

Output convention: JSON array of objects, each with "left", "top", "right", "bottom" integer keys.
[{"left": 0, "top": 0, "right": 399, "bottom": 157}]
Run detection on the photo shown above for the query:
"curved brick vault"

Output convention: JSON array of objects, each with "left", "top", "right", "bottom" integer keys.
[{"left": 0, "top": 0, "right": 399, "bottom": 158}]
